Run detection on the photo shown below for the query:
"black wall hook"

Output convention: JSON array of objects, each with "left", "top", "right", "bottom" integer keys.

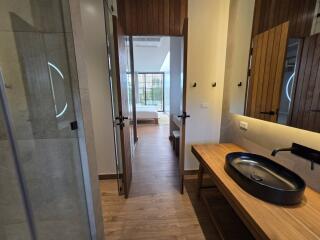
[
  {"left": 212, "top": 82, "right": 217, "bottom": 87},
  {"left": 192, "top": 82, "right": 197, "bottom": 87},
  {"left": 238, "top": 82, "right": 242, "bottom": 87}
]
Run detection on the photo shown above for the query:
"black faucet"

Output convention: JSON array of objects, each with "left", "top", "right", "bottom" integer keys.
[
  {"left": 271, "top": 147, "right": 294, "bottom": 157},
  {"left": 271, "top": 143, "right": 320, "bottom": 170}
]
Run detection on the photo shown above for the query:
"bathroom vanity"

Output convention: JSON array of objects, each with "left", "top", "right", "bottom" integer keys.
[{"left": 192, "top": 143, "right": 320, "bottom": 240}]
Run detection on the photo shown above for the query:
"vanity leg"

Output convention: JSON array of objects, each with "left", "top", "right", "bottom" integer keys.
[{"left": 197, "top": 164, "right": 204, "bottom": 199}]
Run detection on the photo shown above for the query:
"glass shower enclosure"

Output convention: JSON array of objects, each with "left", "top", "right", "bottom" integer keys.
[{"left": 0, "top": 1, "right": 92, "bottom": 239}]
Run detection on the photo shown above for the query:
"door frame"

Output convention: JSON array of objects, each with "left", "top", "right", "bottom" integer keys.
[{"left": 107, "top": 15, "right": 189, "bottom": 197}]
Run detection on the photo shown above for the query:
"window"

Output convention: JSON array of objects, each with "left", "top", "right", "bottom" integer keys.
[{"left": 137, "top": 73, "right": 164, "bottom": 111}]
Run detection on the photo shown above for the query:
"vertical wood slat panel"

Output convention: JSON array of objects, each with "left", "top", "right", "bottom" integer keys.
[
  {"left": 147, "top": 0, "right": 153, "bottom": 34},
  {"left": 260, "top": 28, "right": 275, "bottom": 120},
  {"left": 136, "top": 0, "right": 143, "bottom": 34},
  {"left": 169, "top": 0, "right": 175, "bottom": 35},
  {"left": 249, "top": 36, "right": 263, "bottom": 117},
  {"left": 141, "top": 0, "right": 148, "bottom": 33},
  {"left": 254, "top": 32, "right": 269, "bottom": 119},
  {"left": 158, "top": 0, "right": 164, "bottom": 34},
  {"left": 290, "top": 33, "right": 320, "bottom": 132},
  {"left": 252, "top": 0, "right": 316, "bottom": 38},
  {"left": 164, "top": 0, "right": 170, "bottom": 35},
  {"left": 247, "top": 22, "right": 289, "bottom": 122},
  {"left": 270, "top": 22, "right": 289, "bottom": 122},
  {"left": 153, "top": 0, "right": 159, "bottom": 34},
  {"left": 265, "top": 25, "right": 282, "bottom": 122},
  {"left": 296, "top": 37, "right": 315, "bottom": 127},
  {"left": 174, "top": 0, "right": 181, "bottom": 35},
  {"left": 303, "top": 34, "right": 320, "bottom": 129},
  {"left": 117, "top": 0, "right": 187, "bottom": 36},
  {"left": 290, "top": 38, "right": 310, "bottom": 126},
  {"left": 245, "top": 37, "right": 259, "bottom": 116}
]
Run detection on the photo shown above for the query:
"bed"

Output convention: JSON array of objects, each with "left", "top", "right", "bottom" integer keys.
[{"left": 136, "top": 105, "right": 159, "bottom": 124}]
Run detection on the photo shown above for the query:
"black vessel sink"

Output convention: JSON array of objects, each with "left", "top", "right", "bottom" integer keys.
[{"left": 225, "top": 152, "right": 306, "bottom": 205}]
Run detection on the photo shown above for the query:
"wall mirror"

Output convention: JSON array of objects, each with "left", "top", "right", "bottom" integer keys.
[{"left": 229, "top": 0, "right": 320, "bottom": 133}]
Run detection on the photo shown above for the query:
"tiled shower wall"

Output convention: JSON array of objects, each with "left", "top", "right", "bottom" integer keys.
[{"left": 0, "top": 1, "right": 91, "bottom": 239}]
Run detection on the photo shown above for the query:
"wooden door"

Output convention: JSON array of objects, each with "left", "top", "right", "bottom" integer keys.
[
  {"left": 288, "top": 33, "right": 320, "bottom": 132},
  {"left": 178, "top": 18, "right": 189, "bottom": 194},
  {"left": 246, "top": 22, "right": 289, "bottom": 122},
  {"left": 112, "top": 15, "right": 132, "bottom": 198}
]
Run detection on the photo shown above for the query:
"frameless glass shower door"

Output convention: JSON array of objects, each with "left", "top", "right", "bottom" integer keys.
[{"left": 0, "top": 0, "right": 91, "bottom": 239}]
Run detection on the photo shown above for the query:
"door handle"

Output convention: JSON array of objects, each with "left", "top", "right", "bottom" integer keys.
[
  {"left": 260, "top": 111, "right": 276, "bottom": 115},
  {"left": 115, "top": 115, "right": 128, "bottom": 128},
  {"left": 178, "top": 112, "right": 190, "bottom": 119}
]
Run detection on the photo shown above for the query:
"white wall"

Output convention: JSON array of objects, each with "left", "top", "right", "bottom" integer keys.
[
  {"left": 80, "top": 0, "right": 116, "bottom": 175},
  {"left": 185, "top": 0, "right": 230, "bottom": 170},
  {"left": 133, "top": 37, "right": 170, "bottom": 72}
]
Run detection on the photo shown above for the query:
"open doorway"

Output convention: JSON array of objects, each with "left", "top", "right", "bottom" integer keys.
[
  {"left": 132, "top": 36, "right": 170, "bottom": 131},
  {"left": 128, "top": 36, "right": 184, "bottom": 195},
  {"left": 106, "top": 13, "right": 188, "bottom": 198}
]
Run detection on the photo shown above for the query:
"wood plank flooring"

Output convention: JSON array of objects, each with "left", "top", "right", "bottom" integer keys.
[{"left": 100, "top": 124, "right": 219, "bottom": 239}]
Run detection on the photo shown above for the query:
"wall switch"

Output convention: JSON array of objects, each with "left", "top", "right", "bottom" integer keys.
[
  {"left": 200, "top": 102, "right": 209, "bottom": 108},
  {"left": 239, "top": 121, "right": 248, "bottom": 131}
]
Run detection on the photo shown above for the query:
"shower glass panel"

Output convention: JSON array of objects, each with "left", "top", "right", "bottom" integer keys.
[
  {"left": 0, "top": 0, "right": 91, "bottom": 239},
  {"left": 0, "top": 97, "right": 32, "bottom": 240}
]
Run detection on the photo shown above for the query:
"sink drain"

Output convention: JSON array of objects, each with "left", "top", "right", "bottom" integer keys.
[{"left": 250, "top": 173, "right": 263, "bottom": 181}]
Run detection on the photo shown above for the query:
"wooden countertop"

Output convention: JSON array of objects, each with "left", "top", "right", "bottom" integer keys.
[{"left": 192, "top": 143, "right": 320, "bottom": 240}]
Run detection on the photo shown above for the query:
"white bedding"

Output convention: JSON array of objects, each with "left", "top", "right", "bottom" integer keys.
[{"left": 136, "top": 105, "right": 159, "bottom": 120}]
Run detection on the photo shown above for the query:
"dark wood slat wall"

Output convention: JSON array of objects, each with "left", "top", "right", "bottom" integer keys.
[
  {"left": 117, "top": 0, "right": 188, "bottom": 35},
  {"left": 246, "top": 22, "right": 289, "bottom": 122},
  {"left": 252, "top": 0, "right": 316, "bottom": 38},
  {"left": 289, "top": 33, "right": 320, "bottom": 132}
]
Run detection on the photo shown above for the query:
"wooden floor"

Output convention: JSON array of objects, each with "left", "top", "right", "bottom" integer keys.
[{"left": 100, "top": 124, "right": 220, "bottom": 239}]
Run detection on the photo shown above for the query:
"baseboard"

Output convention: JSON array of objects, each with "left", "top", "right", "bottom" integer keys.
[
  {"left": 98, "top": 174, "right": 118, "bottom": 180},
  {"left": 184, "top": 170, "right": 198, "bottom": 175}
]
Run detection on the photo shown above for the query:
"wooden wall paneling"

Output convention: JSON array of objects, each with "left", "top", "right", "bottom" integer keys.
[
  {"left": 251, "top": 0, "right": 261, "bottom": 39},
  {"left": 247, "top": 22, "right": 289, "bottom": 121},
  {"left": 290, "top": 38, "right": 310, "bottom": 126},
  {"left": 131, "top": 0, "right": 137, "bottom": 34},
  {"left": 117, "top": 0, "right": 187, "bottom": 36},
  {"left": 270, "top": 22, "right": 289, "bottom": 122},
  {"left": 254, "top": 32, "right": 269, "bottom": 119},
  {"left": 296, "top": 0, "right": 307, "bottom": 37},
  {"left": 153, "top": 0, "right": 159, "bottom": 34},
  {"left": 310, "top": 47, "right": 320, "bottom": 132},
  {"left": 265, "top": 25, "right": 282, "bottom": 122},
  {"left": 289, "top": 33, "right": 320, "bottom": 132},
  {"left": 158, "top": 0, "right": 164, "bottom": 34},
  {"left": 147, "top": 0, "right": 153, "bottom": 34},
  {"left": 164, "top": 0, "right": 170, "bottom": 35},
  {"left": 303, "top": 35, "right": 320, "bottom": 129},
  {"left": 288, "top": 0, "right": 298, "bottom": 37},
  {"left": 252, "top": 0, "right": 316, "bottom": 38},
  {"left": 174, "top": 0, "right": 181, "bottom": 35},
  {"left": 180, "top": 0, "right": 187, "bottom": 34},
  {"left": 296, "top": 37, "right": 315, "bottom": 127},
  {"left": 169, "top": 0, "right": 175, "bottom": 35},
  {"left": 260, "top": 28, "right": 275, "bottom": 121},
  {"left": 124, "top": 0, "right": 132, "bottom": 35},
  {"left": 136, "top": 0, "right": 142, "bottom": 34},
  {"left": 248, "top": 36, "right": 263, "bottom": 117},
  {"left": 245, "top": 37, "right": 258, "bottom": 116}
]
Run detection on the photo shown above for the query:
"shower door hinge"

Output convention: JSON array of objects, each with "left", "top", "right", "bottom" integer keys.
[{"left": 70, "top": 121, "right": 78, "bottom": 130}]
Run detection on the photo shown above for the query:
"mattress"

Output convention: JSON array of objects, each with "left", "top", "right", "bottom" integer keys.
[
  {"left": 136, "top": 105, "right": 159, "bottom": 119},
  {"left": 136, "top": 111, "right": 159, "bottom": 119}
]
